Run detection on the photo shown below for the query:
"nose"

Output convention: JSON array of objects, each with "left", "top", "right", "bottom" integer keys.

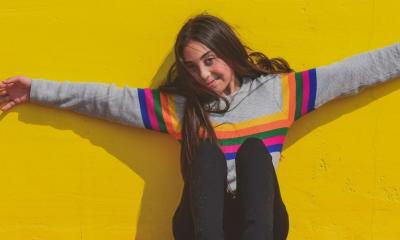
[{"left": 198, "top": 65, "right": 210, "bottom": 81}]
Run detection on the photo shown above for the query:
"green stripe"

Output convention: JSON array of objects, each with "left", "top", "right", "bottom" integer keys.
[
  {"left": 219, "top": 128, "right": 288, "bottom": 145},
  {"left": 152, "top": 90, "right": 167, "bottom": 133},
  {"left": 294, "top": 72, "right": 303, "bottom": 120}
]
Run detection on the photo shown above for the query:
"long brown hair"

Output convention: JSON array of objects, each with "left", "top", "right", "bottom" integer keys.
[{"left": 158, "top": 13, "right": 293, "bottom": 182}]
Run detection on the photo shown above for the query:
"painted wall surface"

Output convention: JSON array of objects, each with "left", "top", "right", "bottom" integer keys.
[{"left": 0, "top": 0, "right": 399, "bottom": 239}]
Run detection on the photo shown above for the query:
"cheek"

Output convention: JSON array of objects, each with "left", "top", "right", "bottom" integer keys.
[
  {"left": 216, "top": 65, "right": 234, "bottom": 83},
  {"left": 213, "top": 61, "right": 233, "bottom": 77}
]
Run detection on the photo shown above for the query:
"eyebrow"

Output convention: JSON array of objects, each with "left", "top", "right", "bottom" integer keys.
[{"left": 183, "top": 50, "right": 213, "bottom": 64}]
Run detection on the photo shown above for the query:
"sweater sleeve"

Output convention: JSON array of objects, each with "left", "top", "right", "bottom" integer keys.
[
  {"left": 29, "top": 79, "right": 184, "bottom": 139},
  {"left": 288, "top": 42, "right": 400, "bottom": 121}
]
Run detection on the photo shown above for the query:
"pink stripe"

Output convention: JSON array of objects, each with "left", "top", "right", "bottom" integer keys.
[
  {"left": 221, "top": 136, "right": 285, "bottom": 153},
  {"left": 144, "top": 89, "right": 160, "bottom": 131},
  {"left": 301, "top": 71, "right": 310, "bottom": 115}
]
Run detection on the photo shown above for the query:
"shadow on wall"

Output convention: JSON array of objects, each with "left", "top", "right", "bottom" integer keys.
[
  {"left": 1, "top": 49, "right": 399, "bottom": 239},
  {"left": 150, "top": 51, "right": 176, "bottom": 89}
]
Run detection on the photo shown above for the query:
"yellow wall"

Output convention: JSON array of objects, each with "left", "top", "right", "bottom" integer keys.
[{"left": 0, "top": 0, "right": 399, "bottom": 239}]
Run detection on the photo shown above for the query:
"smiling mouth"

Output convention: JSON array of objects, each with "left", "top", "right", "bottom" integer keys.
[{"left": 207, "top": 79, "right": 218, "bottom": 86}]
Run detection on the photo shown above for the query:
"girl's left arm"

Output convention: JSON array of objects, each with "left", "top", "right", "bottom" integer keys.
[{"left": 290, "top": 42, "right": 400, "bottom": 121}]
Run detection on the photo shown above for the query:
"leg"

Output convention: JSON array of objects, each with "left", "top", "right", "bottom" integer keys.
[
  {"left": 172, "top": 183, "right": 195, "bottom": 240},
  {"left": 272, "top": 169, "right": 289, "bottom": 240},
  {"left": 172, "top": 173, "right": 243, "bottom": 240},
  {"left": 235, "top": 137, "right": 289, "bottom": 240},
  {"left": 223, "top": 193, "right": 242, "bottom": 240},
  {"left": 190, "top": 140, "right": 227, "bottom": 240},
  {"left": 172, "top": 183, "right": 244, "bottom": 240}
]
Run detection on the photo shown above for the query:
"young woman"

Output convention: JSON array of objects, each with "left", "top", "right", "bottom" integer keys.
[{"left": 0, "top": 13, "right": 399, "bottom": 240}]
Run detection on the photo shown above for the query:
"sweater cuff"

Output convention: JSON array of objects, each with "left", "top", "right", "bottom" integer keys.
[{"left": 29, "top": 78, "right": 58, "bottom": 105}]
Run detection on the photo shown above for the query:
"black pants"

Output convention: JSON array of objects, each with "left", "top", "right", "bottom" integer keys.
[{"left": 172, "top": 137, "right": 289, "bottom": 240}]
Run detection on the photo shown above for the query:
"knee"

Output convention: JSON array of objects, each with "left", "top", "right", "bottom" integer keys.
[
  {"left": 239, "top": 137, "right": 269, "bottom": 154},
  {"left": 236, "top": 137, "right": 272, "bottom": 163},
  {"left": 242, "top": 137, "right": 264, "bottom": 145}
]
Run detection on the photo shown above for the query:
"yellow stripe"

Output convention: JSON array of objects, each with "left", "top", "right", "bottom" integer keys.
[
  {"left": 160, "top": 93, "right": 174, "bottom": 135},
  {"left": 167, "top": 94, "right": 182, "bottom": 137}
]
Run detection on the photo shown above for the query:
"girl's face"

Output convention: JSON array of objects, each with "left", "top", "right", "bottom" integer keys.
[{"left": 182, "top": 40, "right": 240, "bottom": 96}]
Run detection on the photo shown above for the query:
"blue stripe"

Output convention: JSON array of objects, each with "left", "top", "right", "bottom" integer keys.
[
  {"left": 308, "top": 68, "right": 317, "bottom": 112},
  {"left": 137, "top": 89, "right": 151, "bottom": 129},
  {"left": 267, "top": 144, "right": 282, "bottom": 153},
  {"left": 225, "top": 153, "right": 236, "bottom": 160}
]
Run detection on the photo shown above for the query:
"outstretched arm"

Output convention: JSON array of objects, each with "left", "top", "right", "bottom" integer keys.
[
  {"left": 0, "top": 77, "right": 183, "bottom": 139},
  {"left": 287, "top": 42, "right": 400, "bottom": 121}
]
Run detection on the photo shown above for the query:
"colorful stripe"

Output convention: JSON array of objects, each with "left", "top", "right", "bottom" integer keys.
[
  {"left": 152, "top": 90, "right": 167, "bottom": 132},
  {"left": 211, "top": 73, "right": 297, "bottom": 161},
  {"left": 211, "top": 75, "right": 293, "bottom": 132},
  {"left": 293, "top": 69, "right": 317, "bottom": 120},
  {"left": 144, "top": 89, "right": 160, "bottom": 131},
  {"left": 223, "top": 144, "right": 282, "bottom": 160},
  {"left": 219, "top": 128, "right": 288, "bottom": 145},
  {"left": 138, "top": 88, "right": 180, "bottom": 134},
  {"left": 214, "top": 71, "right": 314, "bottom": 161},
  {"left": 308, "top": 69, "right": 317, "bottom": 112},
  {"left": 287, "top": 72, "right": 297, "bottom": 122},
  {"left": 138, "top": 89, "right": 151, "bottom": 129},
  {"left": 160, "top": 93, "right": 173, "bottom": 134},
  {"left": 166, "top": 94, "right": 182, "bottom": 139},
  {"left": 294, "top": 72, "right": 303, "bottom": 120},
  {"left": 221, "top": 135, "right": 285, "bottom": 152},
  {"left": 218, "top": 128, "right": 288, "bottom": 160},
  {"left": 215, "top": 120, "right": 291, "bottom": 139},
  {"left": 301, "top": 70, "right": 310, "bottom": 115}
]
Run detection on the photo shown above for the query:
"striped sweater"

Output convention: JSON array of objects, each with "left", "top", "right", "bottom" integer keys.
[{"left": 29, "top": 42, "right": 400, "bottom": 195}]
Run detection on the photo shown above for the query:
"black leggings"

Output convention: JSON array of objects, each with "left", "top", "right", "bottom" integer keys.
[{"left": 172, "top": 137, "right": 289, "bottom": 240}]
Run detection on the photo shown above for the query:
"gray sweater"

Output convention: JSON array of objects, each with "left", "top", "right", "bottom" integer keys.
[{"left": 29, "top": 42, "right": 400, "bottom": 195}]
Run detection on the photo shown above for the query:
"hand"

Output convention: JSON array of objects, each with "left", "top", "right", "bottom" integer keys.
[{"left": 0, "top": 76, "right": 32, "bottom": 112}]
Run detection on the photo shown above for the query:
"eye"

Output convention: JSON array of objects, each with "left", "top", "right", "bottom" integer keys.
[{"left": 204, "top": 58, "right": 214, "bottom": 66}]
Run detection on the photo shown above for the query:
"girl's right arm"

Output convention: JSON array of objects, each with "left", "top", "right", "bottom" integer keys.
[{"left": 0, "top": 77, "right": 183, "bottom": 139}]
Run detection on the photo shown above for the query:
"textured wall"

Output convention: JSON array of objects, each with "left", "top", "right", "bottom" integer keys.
[{"left": 0, "top": 0, "right": 399, "bottom": 239}]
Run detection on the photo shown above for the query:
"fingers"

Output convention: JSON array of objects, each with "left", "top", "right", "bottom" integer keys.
[
  {"left": 2, "top": 76, "right": 20, "bottom": 84},
  {"left": 0, "top": 82, "right": 10, "bottom": 91},
  {"left": 0, "top": 94, "right": 10, "bottom": 106},
  {"left": 0, "top": 77, "right": 22, "bottom": 112},
  {"left": 0, "top": 81, "right": 15, "bottom": 90},
  {"left": 0, "top": 92, "right": 9, "bottom": 99},
  {"left": 0, "top": 92, "right": 11, "bottom": 111},
  {"left": 0, "top": 76, "right": 26, "bottom": 112},
  {"left": 0, "top": 100, "right": 16, "bottom": 111},
  {"left": 0, "top": 88, "right": 8, "bottom": 95}
]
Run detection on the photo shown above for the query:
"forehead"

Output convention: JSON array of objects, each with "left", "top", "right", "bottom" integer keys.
[{"left": 183, "top": 40, "right": 213, "bottom": 62}]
